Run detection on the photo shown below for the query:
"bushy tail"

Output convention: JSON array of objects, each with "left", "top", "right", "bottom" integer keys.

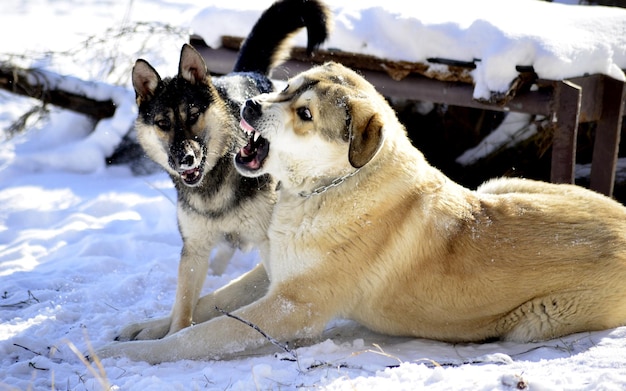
[{"left": 233, "top": 0, "right": 331, "bottom": 74}]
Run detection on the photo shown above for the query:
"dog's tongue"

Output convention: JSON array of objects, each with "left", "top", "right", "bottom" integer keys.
[
  {"left": 238, "top": 118, "right": 259, "bottom": 160},
  {"left": 236, "top": 119, "right": 268, "bottom": 170},
  {"left": 239, "top": 132, "right": 256, "bottom": 159},
  {"left": 237, "top": 119, "right": 257, "bottom": 163}
]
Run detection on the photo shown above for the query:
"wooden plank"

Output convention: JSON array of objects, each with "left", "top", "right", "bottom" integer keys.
[
  {"left": 191, "top": 41, "right": 554, "bottom": 116},
  {"left": 590, "top": 76, "right": 626, "bottom": 195},
  {"left": 351, "top": 68, "right": 553, "bottom": 115}
]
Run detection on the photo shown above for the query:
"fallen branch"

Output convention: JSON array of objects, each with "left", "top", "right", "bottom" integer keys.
[
  {"left": 0, "top": 64, "right": 116, "bottom": 120},
  {"left": 215, "top": 306, "right": 296, "bottom": 359},
  {"left": 215, "top": 307, "right": 358, "bottom": 373}
]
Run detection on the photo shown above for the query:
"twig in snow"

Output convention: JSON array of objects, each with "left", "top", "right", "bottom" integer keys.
[
  {"left": 28, "top": 361, "right": 49, "bottom": 371},
  {"left": 215, "top": 307, "right": 362, "bottom": 375},
  {"left": 0, "top": 290, "right": 40, "bottom": 309},
  {"left": 14, "top": 343, "right": 44, "bottom": 356},
  {"left": 215, "top": 306, "right": 296, "bottom": 359}
]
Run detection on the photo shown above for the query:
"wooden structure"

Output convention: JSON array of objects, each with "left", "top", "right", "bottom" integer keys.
[{"left": 191, "top": 35, "right": 626, "bottom": 197}]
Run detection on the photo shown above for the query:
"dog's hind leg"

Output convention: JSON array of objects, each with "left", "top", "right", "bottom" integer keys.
[
  {"left": 499, "top": 292, "right": 625, "bottom": 342},
  {"left": 210, "top": 244, "right": 236, "bottom": 276}
]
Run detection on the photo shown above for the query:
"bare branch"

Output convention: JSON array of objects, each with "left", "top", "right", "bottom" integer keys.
[{"left": 215, "top": 306, "right": 296, "bottom": 359}]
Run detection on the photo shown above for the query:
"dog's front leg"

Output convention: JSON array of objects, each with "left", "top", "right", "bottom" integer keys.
[
  {"left": 96, "top": 284, "right": 333, "bottom": 363},
  {"left": 117, "top": 242, "right": 211, "bottom": 341},
  {"left": 166, "top": 238, "right": 211, "bottom": 336},
  {"left": 116, "top": 248, "right": 264, "bottom": 342},
  {"left": 114, "top": 241, "right": 210, "bottom": 341}
]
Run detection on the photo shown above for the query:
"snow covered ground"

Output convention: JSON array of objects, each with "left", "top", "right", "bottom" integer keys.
[{"left": 1, "top": 0, "right": 626, "bottom": 390}]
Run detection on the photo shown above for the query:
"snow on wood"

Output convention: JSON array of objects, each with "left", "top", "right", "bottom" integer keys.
[{"left": 191, "top": 0, "right": 626, "bottom": 99}]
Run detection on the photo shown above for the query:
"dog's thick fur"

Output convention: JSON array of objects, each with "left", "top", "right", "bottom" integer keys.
[
  {"left": 114, "top": 0, "right": 330, "bottom": 342},
  {"left": 97, "top": 62, "right": 626, "bottom": 364}
]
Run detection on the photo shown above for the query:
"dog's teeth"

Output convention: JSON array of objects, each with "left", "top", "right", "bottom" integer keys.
[{"left": 253, "top": 131, "right": 261, "bottom": 143}]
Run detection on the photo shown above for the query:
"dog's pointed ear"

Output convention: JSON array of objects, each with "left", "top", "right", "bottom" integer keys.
[
  {"left": 132, "top": 59, "right": 161, "bottom": 102},
  {"left": 348, "top": 109, "right": 384, "bottom": 168},
  {"left": 179, "top": 44, "right": 209, "bottom": 84}
]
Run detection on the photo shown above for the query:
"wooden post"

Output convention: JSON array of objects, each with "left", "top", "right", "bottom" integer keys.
[
  {"left": 590, "top": 76, "right": 626, "bottom": 196},
  {"left": 550, "top": 80, "right": 582, "bottom": 185}
]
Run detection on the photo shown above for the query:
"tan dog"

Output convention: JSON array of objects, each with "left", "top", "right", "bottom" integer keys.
[{"left": 96, "top": 62, "right": 626, "bottom": 363}]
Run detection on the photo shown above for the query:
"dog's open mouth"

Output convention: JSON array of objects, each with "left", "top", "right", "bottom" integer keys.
[
  {"left": 235, "top": 119, "right": 269, "bottom": 171},
  {"left": 181, "top": 167, "right": 202, "bottom": 185}
]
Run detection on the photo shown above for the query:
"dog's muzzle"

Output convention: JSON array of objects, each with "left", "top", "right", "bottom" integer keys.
[
  {"left": 234, "top": 100, "right": 270, "bottom": 174},
  {"left": 170, "top": 140, "right": 205, "bottom": 186}
]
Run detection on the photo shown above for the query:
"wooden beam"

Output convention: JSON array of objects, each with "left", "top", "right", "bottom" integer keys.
[{"left": 191, "top": 41, "right": 554, "bottom": 116}]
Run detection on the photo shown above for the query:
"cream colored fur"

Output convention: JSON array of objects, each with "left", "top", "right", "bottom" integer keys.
[{"left": 96, "top": 62, "right": 626, "bottom": 363}]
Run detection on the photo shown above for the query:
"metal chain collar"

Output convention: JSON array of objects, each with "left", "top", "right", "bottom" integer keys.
[{"left": 298, "top": 168, "right": 362, "bottom": 198}]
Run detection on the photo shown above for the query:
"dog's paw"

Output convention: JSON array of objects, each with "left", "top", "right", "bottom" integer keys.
[
  {"left": 93, "top": 342, "right": 136, "bottom": 363},
  {"left": 116, "top": 316, "right": 171, "bottom": 341},
  {"left": 94, "top": 340, "right": 173, "bottom": 364}
]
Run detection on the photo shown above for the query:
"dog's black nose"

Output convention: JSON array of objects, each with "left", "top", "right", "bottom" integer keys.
[
  {"left": 242, "top": 99, "right": 262, "bottom": 122},
  {"left": 180, "top": 153, "right": 195, "bottom": 168}
]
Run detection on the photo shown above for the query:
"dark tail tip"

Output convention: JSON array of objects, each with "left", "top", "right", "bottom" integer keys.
[
  {"left": 298, "top": 0, "right": 331, "bottom": 54},
  {"left": 233, "top": 0, "right": 331, "bottom": 74}
]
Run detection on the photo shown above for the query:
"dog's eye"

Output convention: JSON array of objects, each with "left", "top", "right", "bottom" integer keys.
[
  {"left": 155, "top": 118, "right": 171, "bottom": 130},
  {"left": 281, "top": 84, "right": 289, "bottom": 93},
  {"left": 297, "top": 107, "right": 312, "bottom": 121},
  {"left": 188, "top": 110, "right": 200, "bottom": 124}
]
